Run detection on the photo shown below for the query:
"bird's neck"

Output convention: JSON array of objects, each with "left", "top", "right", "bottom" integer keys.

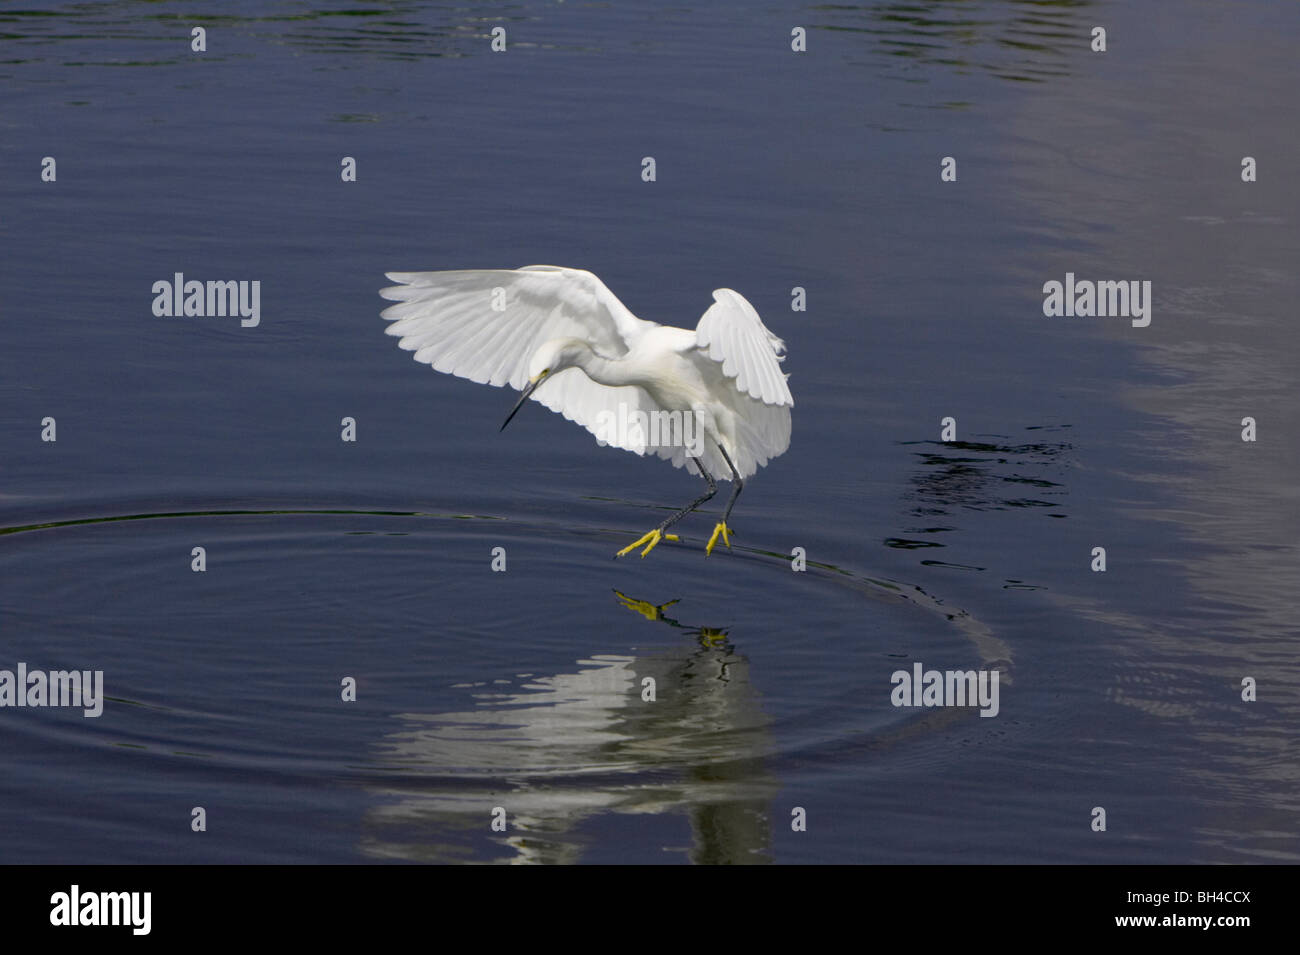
[{"left": 573, "top": 349, "right": 625, "bottom": 387}]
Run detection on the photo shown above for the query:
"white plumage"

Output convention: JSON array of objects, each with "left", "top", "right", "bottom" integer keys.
[{"left": 380, "top": 265, "right": 793, "bottom": 557}]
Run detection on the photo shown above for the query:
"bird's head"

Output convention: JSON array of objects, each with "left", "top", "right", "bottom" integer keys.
[{"left": 500, "top": 338, "right": 590, "bottom": 432}]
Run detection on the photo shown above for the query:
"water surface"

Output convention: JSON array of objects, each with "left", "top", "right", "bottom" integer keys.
[{"left": 1, "top": 0, "right": 1296, "bottom": 863}]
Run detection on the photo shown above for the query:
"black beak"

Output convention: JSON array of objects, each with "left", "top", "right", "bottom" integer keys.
[{"left": 500, "top": 372, "right": 547, "bottom": 432}]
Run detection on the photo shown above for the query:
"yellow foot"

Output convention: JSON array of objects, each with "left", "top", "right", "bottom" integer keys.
[
  {"left": 705, "top": 521, "right": 733, "bottom": 557},
  {"left": 615, "top": 528, "right": 679, "bottom": 559},
  {"left": 613, "top": 590, "right": 680, "bottom": 621}
]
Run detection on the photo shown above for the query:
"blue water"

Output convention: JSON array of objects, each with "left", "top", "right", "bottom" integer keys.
[{"left": 1, "top": 0, "right": 1296, "bottom": 863}]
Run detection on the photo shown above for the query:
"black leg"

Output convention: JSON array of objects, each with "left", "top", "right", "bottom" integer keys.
[
  {"left": 703, "top": 444, "right": 743, "bottom": 556},
  {"left": 658, "top": 455, "right": 717, "bottom": 532},
  {"left": 717, "top": 444, "right": 743, "bottom": 523},
  {"left": 615, "top": 454, "right": 717, "bottom": 558}
]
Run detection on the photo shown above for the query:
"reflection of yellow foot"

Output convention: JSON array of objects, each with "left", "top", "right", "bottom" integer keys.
[
  {"left": 613, "top": 590, "right": 680, "bottom": 621},
  {"left": 698, "top": 627, "right": 728, "bottom": 647},
  {"left": 615, "top": 528, "right": 679, "bottom": 559},
  {"left": 705, "top": 521, "right": 733, "bottom": 556}
]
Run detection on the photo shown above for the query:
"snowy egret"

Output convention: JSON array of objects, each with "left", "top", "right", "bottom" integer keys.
[{"left": 380, "top": 266, "right": 793, "bottom": 558}]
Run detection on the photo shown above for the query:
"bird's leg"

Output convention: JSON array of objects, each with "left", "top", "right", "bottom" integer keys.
[
  {"left": 615, "top": 456, "right": 717, "bottom": 558},
  {"left": 706, "top": 445, "right": 743, "bottom": 557}
]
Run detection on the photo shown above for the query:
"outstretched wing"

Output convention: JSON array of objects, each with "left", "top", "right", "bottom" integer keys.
[
  {"left": 528, "top": 367, "right": 667, "bottom": 456},
  {"left": 380, "top": 266, "right": 656, "bottom": 391},
  {"left": 694, "top": 288, "right": 793, "bottom": 407}
]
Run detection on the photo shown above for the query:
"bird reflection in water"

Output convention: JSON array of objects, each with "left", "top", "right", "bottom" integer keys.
[{"left": 359, "top": 591, "right": 777, "bottom": 863}]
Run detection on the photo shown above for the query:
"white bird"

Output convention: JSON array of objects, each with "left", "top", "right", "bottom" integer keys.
[{"left": 380, "top": 266, "right": 793, "bottom": 558}]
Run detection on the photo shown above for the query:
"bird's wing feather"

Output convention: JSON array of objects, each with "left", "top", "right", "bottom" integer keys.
[
  {"left": 649, "top": 396, "right": 791, "bottom": 480},
  {"left": 694, "top": 288, "right": 793, "bottom": 407},
  {"left": 380, "top": 266, "right": 656, "bottom": 390},
  {"left": 530, "top": 368, "right": 662, "bottom": 456}
]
